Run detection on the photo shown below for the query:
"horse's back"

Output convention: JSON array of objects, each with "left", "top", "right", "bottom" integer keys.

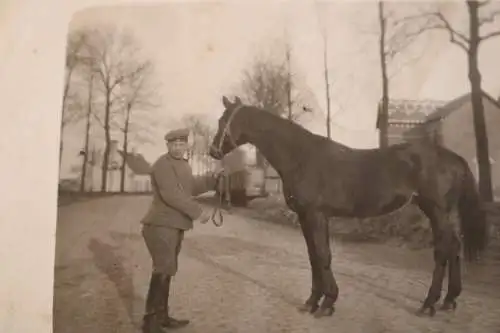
[
  {"left": 315, "top": 140, "right": 416, "bottom": 171},
  {"left": 315, "top": 138, "right": 467, "bottom": 192}
]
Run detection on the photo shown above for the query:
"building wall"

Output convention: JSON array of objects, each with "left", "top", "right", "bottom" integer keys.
[
  {"left": 388, "top": 123, "right": 427, "bottom": 145},
  {"left": 85, "top": 141, "right": 152, "bottom": 192},
  {"left": 440, "top": 95, "right": 500, "bottom": 196},
  {"left": 387, "top": 95, "right": 500, "bottom": 197},
  {"left": 387, "top": 120, "right": 443, "bottom": 146},
  {"left": 387, "top": 124, "right": 419, "bottom": 145}
]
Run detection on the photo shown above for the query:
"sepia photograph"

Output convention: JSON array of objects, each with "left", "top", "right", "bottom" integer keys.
[{"left": 53, "top": 1, "right": 500, "bottom": 332}]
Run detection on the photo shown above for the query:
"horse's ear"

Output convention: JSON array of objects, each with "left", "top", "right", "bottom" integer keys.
[
  {"left": 222, "top": 96, "right": 232, "bottom": 109},
  {"left": 234, "top": 96, "right": 242, "bottom": 105}
]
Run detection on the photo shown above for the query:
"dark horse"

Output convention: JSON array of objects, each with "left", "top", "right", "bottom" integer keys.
[{"left": 208, "top": 96, "right": 489, "bottom": 318}]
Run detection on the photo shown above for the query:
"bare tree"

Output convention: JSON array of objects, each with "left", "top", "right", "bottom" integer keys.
[
  {"left": 237, "top": 44, "right": 311, "bottom": 167},
  {"left": 239, "top": 55, "right": 288, "bottom": 168},
  {"left": 376, "top": 1, "right": 436, "bottom": 148},
  {"left": 314, "top": 16, "right": 332, "bottom": 139},
  {"left": 79, "top": 73, "right": 95, "bottom": 192},
  {"left": 63, "top": 31, "right": 89, "bottom": 116},
  {"left": 74, "top": 25, "right": 154, "bottom": 192},
  {"left": 284, "top": 41, "right": 294, "bottom": 121},
  {"left": 60, "top": 31, "right": 90, "bottom": 168},
  {"left": 183, "top": 114, "right": 223, "bottom": 195},
  {"left": 401, "top": 0, "right": 500, "bottom": 201},
  {"left": 112, "top": 61, "right": 161, "bottom": 192},
  {"left": 321, "top": 33, "right": 332, "bottom": 140},
  {"left": 182, "top": 113, "right": 216, "bottom": 175},
  {"left": 378, "top": 1, "right": 390, "bottom": 148},
  {"left": 238, "top": 42, "right": 311, "bottom": 121},
  {"left": 240, "top": 58, "right": 290, "bottom": 118}
]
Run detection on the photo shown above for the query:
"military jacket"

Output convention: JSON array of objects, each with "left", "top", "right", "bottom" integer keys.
[{"left": 141, "top": 153, "right": 215, "bottom": 230}]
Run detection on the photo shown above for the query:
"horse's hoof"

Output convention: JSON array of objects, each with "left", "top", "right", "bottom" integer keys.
[
  {"left": 312, "top": 307, "right": 334, "bottom": 318},
  {"left": 416, "top": 305, "right": 436, "bottom": 317},
  {"left": 440, "top": 301, "right": 457, "bottom": 311},
  {"left": 297, "top": 303, "right": 318, "bottom": 314}
]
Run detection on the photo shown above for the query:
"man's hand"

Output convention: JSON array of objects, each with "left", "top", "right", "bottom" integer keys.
[
  {"left": 212, "top": 167, "right": 228, "bottom": 179},
  {"left": 207, "top": 170, "right": 224, "bottom": 180},
  {"left": 195, "top": 208, "right": 211, "bottom": 224}
]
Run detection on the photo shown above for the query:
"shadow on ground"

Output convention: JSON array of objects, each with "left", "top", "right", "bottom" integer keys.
[{"left": 88, "top": 238, "right": 142, "bottom": 323}]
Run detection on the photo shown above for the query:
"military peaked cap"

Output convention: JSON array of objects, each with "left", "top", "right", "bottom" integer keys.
[{"left": 164, "top": 128, "right": 190, "bottom": 142}]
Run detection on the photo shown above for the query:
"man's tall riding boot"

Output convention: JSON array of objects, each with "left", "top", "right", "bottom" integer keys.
[
  {"left": 142, "top": 272, "right": 167, "bottom": 333},
  {"left": 161, "top": 276, "right": 190, "bottom": 329}
]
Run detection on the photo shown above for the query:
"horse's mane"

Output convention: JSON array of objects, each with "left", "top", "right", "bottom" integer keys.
[
  {"left": 242, "top": 105, "right": 310, "bottom": 133},
  {"left": 243, "top": 105, "right": 351, "bottom": 151}
]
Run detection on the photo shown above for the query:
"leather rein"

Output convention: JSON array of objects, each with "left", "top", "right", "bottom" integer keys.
[{"left": 209, "top": 105, "right": 243, "bottom": 227}]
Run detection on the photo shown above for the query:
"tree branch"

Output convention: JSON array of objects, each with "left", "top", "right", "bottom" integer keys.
[
  {"left": 480, "top": 29, "right": 500, "bottom": 40},
  {"left": 479, "top": 8, "right": 500, "bottom": 25},
  {"left": 68, "top": 25, "right": 161, "bottom": 157},
  {"left": 110, "top": 119, "right": 126, "bottom": 133},
  {"left": 92, "top": 113, "right": 105, "bottom": 128},
  {"left": 395, "top": 11, "right": 469, "bottom": 52},
  {"left": 478, "top": 0, "right": 491, "bottom": 8},
  {"left": 435, "top": 12, "right": 470, "bottom": 46}
]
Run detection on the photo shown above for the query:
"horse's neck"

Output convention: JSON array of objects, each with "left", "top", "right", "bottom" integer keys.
[{"left": 243, "top": 112, "right": 308, "bottom": 176}]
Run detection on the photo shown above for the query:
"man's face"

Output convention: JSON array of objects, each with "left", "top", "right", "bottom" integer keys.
[{"left": 167, "top": 140, "right": 189, "bottom": 159}]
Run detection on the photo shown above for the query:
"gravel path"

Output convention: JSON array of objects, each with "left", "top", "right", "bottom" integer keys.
[{"left": 53, "top": 195, "right": 500, "bottom": 333}]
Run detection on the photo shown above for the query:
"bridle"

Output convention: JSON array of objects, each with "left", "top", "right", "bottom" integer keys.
[
  {"left": 210, "top": 104, "right": 244, "bottom": 227},
  {"left": 214, "top": 104, "right": 244, "bottom": 156}
]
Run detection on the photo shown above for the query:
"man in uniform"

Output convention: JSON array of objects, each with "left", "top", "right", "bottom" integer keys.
[{"left": 140, "top": 128, "right": 215, "bottom": 332}]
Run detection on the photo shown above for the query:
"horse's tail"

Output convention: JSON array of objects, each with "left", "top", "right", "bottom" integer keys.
[{"left": 457, "top": 161, "right": 489, "bottom": 261}]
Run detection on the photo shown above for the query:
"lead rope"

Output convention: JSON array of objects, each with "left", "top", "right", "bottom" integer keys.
[
  {"left": 210, "top": 171, "right": 231, "bottom": 227},
  {"left": 209, "top": 103, "right": 242, "bottom": 227}
]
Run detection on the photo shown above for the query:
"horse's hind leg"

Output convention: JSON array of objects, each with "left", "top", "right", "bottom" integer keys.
[
  {"left": 419, "top": 239, "right": 448, "bottom": 316},
  {"left": 297, "top": 217, "right": 323, "bottom": 314},
  {"left": 309, "top": 211, "right": 338, "bottom": 318},
  {"left": 415, "top": 198, "right": 450, "bottom": 316},
  {"left": 441, "top": 228, "right": 462, "bottom": 311}
]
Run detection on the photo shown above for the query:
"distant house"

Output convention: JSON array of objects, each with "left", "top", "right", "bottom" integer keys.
[
  {"left": 117, "top": 149, "right": 152, "bottom": 192},
  {"left": 83, "top": 140, "right": 152, "bottom": 193},
  {"left": 376, "top": 98, "right": 447, "bottom": 145},
  {"left": 376, "top": 91, "right": 500, "bottom": 196}
]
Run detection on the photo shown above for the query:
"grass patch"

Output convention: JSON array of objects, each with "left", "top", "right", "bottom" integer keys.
[{"left": 244, "top": 195, "right": 500, "bottom": 249}]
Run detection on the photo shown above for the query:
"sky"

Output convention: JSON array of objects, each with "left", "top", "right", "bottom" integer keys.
[{"left": 60, "top": 0, "right": 500, "bottom": 178}]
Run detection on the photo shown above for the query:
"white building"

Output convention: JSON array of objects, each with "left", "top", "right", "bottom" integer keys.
[{"left": 64, "top": 139, "right": 152, "bottom": 193}]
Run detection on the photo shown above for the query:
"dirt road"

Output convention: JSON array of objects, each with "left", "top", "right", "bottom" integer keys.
[{"left": 54, "top": 195, "right": 500, "bottom": 333}]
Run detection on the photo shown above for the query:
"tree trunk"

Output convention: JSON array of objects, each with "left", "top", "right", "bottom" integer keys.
[
  {"left": 120, "top": 103, "right": 131, "bottom": 193},
  {"left": 59, "top": 133, "right": 64, "bottom": 172},
  {"left": 286, "top": 44, "right": 293, "bottom": 121},
  {"left": 101, "top": 87, "right": 111, "bottom": 192},
  {"left": 467, "top": 0, "right": 493, "bottom": 201},
  {"left": 323, "top": 33, "right": 331, "bottom": 139},
  {"left": 119, "top": 137, "right": 128, "bottom": 193},
  {"left": 59, "top": 63, "right": 76, "bottom": 174},
  {"left": 80, "top": 75, "right": 93, "bottom": 192},
  {"left": 378, "top": 0, "right": 389, "bottom": 149}
]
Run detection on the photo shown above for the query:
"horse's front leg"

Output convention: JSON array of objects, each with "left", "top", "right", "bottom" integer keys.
[
  {"left": 297, "top": 213, "right": 323, "bottom": 314},
  {"left": 309, "top": 210, "right": 338, "bottom": 318}
]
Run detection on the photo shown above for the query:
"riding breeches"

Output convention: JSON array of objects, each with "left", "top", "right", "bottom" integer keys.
[{"left": 142, "top": 224, "right": 185, "bottom": 276}]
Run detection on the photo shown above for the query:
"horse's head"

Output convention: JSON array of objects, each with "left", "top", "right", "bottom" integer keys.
[{"left": 209, "top": 95, "right": 246, "bottom": 160}]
